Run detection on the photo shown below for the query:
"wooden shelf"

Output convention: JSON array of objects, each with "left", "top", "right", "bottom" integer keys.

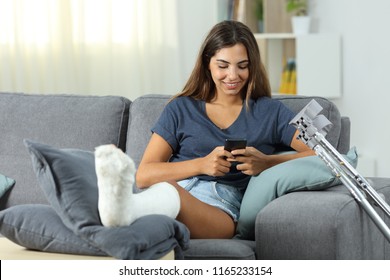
[
  {"left": 255, "top": 34, "right": 341, "bottom": 98},
  {"left": 237, "top": 1, "right": 342, "bottom": 98},
  {"left": 254, "top": 33, "right": 296, "bottom": 40}
]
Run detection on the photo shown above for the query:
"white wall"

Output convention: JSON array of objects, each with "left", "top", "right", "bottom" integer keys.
[
  {"left": 176, "top": 0, "right": 218, "bottom": 86},
  {"left": 309, "top": 0, "right": 390, "bottom": 177},
  {"left": 175, "top": 0, "right": 228, "bottom": 87}
]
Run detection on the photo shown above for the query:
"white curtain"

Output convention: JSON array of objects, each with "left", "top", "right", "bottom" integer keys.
[{"left": 0, "top": 0, "right": 181, "bottom": 100}]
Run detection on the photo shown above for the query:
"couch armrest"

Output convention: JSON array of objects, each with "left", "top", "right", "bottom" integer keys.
[{"left": 254, "top": 179, "right": 390, "bottom": 259}]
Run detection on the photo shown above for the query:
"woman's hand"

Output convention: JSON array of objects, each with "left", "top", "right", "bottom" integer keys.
[
  {"left": 228, "top": 132, "right": 316, "bottom": 176},
  {"left": 228, "top": 147, "right": 269, "bottom": 176},
  {"left": 199, "top": 146, "right": 233, "bottom": 177}
]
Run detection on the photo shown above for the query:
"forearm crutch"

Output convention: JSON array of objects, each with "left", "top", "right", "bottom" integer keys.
[{"left": 289, "top": 100, "right": 390, "bottom": 242}]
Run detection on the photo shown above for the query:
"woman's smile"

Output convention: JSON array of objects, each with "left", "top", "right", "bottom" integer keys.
[{"left": 224, "top": 81, "right": 241, "bottom": 90}]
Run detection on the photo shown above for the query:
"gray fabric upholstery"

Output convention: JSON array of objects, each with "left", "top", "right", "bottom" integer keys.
[
  {"left": 127, "top": 94, "right": 170, "bottom": 167},
  {"left": 0, "top": 92, "right": 130, "bottom": 209},
  {"left": 0, "top": 205, "right": 108, "bottom": 256},
  {"left": 255, "top": 178, "right": 390, "bottom": 259},
  {"left": 339, "top": 117, "right": 351, "bottom": 154},
  {"left": 273, "top": 95, "right": 344, "bottom": 152},
  {"left": 1, "top": 91, "right": 389, "bottom": 259},
  {"left": 184, "top": 239, "right": 256, "bottom": 260}
]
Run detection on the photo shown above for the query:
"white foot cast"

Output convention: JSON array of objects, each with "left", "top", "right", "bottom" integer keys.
[{"left": 95, "top": 144, "right": 180, "bottom": 227}]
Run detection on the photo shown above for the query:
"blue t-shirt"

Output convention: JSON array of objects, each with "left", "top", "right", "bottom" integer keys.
[{"left": 151, "top": 96, "right": 296, "bottom": 188}]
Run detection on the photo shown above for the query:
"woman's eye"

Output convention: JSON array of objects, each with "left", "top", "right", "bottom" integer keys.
[{"left": 217, "top": 64, "right": 248, "bottom": 70}]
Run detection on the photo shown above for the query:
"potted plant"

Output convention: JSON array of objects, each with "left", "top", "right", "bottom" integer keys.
[
  {"left": 285, "top": 0, "right": 310, "bottom": 34},
  {"left": 255, "top": 0, "right": 264, "bottom": 33},
  {"left": 286, "top": 0, "right": 307, "bottom": 16}
]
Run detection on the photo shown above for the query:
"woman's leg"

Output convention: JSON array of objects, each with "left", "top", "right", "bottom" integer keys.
[{"left": 169, "top": 181, "right": 236, "bottom": 239}]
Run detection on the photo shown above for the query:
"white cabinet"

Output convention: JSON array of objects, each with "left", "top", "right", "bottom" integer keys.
[{"left": 255, "top": 33, "right": 342, "bottom": 98}]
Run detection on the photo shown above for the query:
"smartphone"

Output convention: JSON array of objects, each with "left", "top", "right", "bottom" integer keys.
[{"left": 224, "top": 139, "right": 247, "bottom": 152}]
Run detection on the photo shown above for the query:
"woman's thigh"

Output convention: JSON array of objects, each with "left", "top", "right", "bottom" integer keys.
[{"left": 170, "top": 181, "right": 236, "bottom": 239}]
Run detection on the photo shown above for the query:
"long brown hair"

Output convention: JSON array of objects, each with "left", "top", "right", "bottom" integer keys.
[{"left": 174, "top": 20, "right": 271, "bottom": 103}]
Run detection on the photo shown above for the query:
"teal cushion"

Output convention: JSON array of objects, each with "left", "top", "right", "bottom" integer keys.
[
  {"left": 236, "top": 147, "right": 358, "bottom": 240},
  {"left": 0, "top": 173, "right": 15, "bottom": 199}
]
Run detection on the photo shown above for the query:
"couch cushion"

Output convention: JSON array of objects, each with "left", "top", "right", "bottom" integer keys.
[
  {"left": 236, "top": 148, "right": 358, "bottom": 240},
  {"left": 0, "top": 92, "right": 131, "bottom": 208},
  {"left": 184, "top": 239, "right": 256, "bottom": 260},
  {"left": 274, "top": 95, "right": 341, "bottom": 150},
  {"left": 24, "top": 139, "right": 190, "bottom": 259},
  {"left": 127, "top": 94, "right": 171, "bottom": 167},
  {"left": 0, "top": 205, "right": 108, "bottom": 256}
]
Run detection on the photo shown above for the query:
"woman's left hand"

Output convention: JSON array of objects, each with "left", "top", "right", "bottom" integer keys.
[
  {"left": 228, "top": 147, "right": 269, "bottom": 176},
  {"left": 227, "top": 133, "right": 315, "bottom": 176}
]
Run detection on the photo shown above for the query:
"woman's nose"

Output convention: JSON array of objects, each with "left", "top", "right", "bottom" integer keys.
[{"left": 227, "top": 67, "right": 238, "bottom": 80}]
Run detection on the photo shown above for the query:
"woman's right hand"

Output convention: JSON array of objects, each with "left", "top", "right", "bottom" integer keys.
[{"left": 199, "top": 146, "right": 232, "bottom": 177}]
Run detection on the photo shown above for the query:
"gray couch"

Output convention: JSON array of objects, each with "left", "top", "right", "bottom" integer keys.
[{"left": 1, "top": 92, "right": 389, "bottom": 259}]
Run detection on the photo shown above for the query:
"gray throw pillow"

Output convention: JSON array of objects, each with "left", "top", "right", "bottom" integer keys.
[
  {"left": 236, "top": 147, "right": 358, "bottom": 240},
  {"left": 0, "top": 204, "right": 107, "bottom": 256},
  {"left": 24, "top": 139, "right": 189, "bottom": 259}
]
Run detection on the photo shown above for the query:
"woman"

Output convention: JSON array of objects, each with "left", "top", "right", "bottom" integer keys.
[{"left": 136, "top": 20, "right": 314, "bottom": 239}]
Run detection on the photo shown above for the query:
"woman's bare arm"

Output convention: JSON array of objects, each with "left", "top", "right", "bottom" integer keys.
[{"left": 135, "top": 133, "right": 232, "bottom": 188}]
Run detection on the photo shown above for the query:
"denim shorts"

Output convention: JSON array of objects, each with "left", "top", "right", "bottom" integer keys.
[{"left": 177, "top": 177, "right": 246, "bottom": 222}]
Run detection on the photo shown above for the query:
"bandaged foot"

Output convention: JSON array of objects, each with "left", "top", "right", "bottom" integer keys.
[{"left": 95, "top": 144, "right": 180, "bottom": 227}]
